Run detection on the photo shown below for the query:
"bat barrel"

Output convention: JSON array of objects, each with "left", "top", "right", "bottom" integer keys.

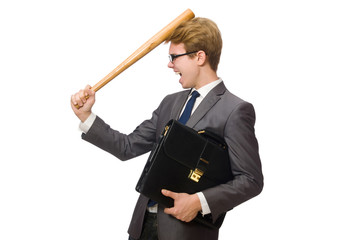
[{"left": 91, "top": 9, "right": 195, "bottom": 92}]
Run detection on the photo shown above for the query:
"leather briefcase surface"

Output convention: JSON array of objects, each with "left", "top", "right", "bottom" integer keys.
[{"left": 136, "top": 119, "right": 233, "bottom": 228}]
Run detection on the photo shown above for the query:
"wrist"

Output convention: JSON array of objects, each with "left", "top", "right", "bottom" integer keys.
[
  {"left": 78, "top": 111, "right": 92, "bottom": 123},
  {"left": 79, "top": 112, "right": 96, "bottom": 133},
  {"left": 193, "top": 193, "right": 202, "bottom": 212}
]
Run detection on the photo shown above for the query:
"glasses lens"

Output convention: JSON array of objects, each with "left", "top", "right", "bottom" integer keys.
[{"left": 169, "top": 51, "right": 197, "bottom": 63}]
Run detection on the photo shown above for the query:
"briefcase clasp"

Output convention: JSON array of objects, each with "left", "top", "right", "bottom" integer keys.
[
  {"left": 163, "top": 125, "right": 170, "bottom": 136},
  {"left": 189, "top": 168, "right": 204, "bottom": 183}
]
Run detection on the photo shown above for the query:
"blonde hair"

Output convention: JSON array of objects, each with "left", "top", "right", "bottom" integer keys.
[{"left": 165, "top": 17, "right": 222, "bottom": 71}]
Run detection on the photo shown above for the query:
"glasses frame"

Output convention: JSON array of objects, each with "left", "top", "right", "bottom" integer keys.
[{"left": 168, "top": 51, "right": 198, "bottom": 63}]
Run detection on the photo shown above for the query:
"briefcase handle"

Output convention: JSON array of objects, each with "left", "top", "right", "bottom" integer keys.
[{"left": 197, "top": 130, "right": 227, "bottom": 150}]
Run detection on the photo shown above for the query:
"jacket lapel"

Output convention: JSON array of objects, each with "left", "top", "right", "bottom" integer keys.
[
  {"left": 186, "top": 82, "right": 227, "bottom": 128},
  {"left": 170, "top": 90, "right": 191, "bottom": 120}
]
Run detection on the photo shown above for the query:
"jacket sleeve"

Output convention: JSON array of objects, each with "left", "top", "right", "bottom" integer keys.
[
  {"left": 202, "top": 101, "right": 264, "bottom": 222},
  {"left": 81, "top": 106, "right": 160, "bottom": 161}
]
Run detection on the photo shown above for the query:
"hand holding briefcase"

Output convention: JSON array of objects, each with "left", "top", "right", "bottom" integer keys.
[{"left": 136, "top": 120, "right": 233, "bottom": 229}]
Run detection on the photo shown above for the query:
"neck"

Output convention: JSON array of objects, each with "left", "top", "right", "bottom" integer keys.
[{"left": 194, "top": 70, "right": 218, "bottom": 90}]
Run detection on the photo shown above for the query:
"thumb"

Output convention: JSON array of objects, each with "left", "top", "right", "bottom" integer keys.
[
  {"left": 162, "top": 189, "right": 178, "bottom": 200},
  {"left": 84, "top": 85, "right": 96, "bottom": 100},
  {"left": 86, "top": 85, "right": 95, "bottom": 95}
]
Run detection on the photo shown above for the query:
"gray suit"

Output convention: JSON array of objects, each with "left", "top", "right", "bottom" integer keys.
[{"left": 82, "top": 82, "right": 263, "bottom": 240}]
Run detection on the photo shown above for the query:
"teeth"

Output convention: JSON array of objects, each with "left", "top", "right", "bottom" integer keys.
[{"left": 175, "top": 72, "right": 181, "bottom": 76}]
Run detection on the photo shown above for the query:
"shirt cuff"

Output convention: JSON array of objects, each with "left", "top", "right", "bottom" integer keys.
[
  {"left": 79, "top": 113, "right": 96, "bottom": 133},
  {"left": 196, "top": 192, "right": 211, "bottom": 216}
]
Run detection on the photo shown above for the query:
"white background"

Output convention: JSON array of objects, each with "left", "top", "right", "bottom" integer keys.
[{"left": 1, "top": 0, "right": 361, "bottom": 239}]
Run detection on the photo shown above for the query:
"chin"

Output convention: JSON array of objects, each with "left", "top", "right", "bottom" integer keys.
[
  {"left": 180, "top": 83, "right": 191, "bottom": 89},
  {"left": 179, "top": 77, "right": 194, "bottom": 89}
]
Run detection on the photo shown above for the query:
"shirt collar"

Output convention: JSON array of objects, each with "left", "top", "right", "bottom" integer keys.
[{"left": 191, "top": 78, "right": 223, "bottom": 98}]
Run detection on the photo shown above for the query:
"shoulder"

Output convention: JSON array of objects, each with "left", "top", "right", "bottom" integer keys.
[
  {"left": 158, "top": 89, "right": 189, "bottom": 106},
  {"left": 212, "top": 81, "right": 253, "bottom": 108},
  {"left": 219, "top": 87, "right": 256, "bottom": 126},
  {"left": 163, "top": 89, "right": 190, "bottom": 100},
  {"left": 221, "top": 86, "right": 255, "bottom": 113}
]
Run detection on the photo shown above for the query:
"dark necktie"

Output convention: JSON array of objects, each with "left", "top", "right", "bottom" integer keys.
[{"left": 178, "top": 91, "right": 200, "bottom": 125}]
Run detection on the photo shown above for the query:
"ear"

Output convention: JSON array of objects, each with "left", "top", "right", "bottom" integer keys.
[{"left": 196, "top": 51, "right": 207, "bottom": 66}]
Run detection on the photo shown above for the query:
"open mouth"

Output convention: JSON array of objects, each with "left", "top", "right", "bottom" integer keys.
[{"left": 175, "top": 71, "right": 182, "bottom": 76}]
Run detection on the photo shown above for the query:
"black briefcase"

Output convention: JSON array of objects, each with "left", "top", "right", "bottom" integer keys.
[{"left": 135, "top": 120, "right": 233, "bottom": 229}]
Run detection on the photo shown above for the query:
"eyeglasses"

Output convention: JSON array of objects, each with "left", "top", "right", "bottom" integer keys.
[{"left": 168, "top": 51, "right": 198, "bottom": 63}]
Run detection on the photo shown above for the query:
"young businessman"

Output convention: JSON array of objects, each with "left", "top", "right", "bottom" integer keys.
[{"left": 71, "top": 17, "right": 263, "bottom": 240}]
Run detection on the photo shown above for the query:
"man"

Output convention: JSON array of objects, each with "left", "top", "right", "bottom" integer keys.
[{"left": 71, "top": 17, "right": 263, "bottom": 240}]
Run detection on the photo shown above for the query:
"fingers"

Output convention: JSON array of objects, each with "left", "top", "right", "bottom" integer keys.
[
  {"left": 162, "top": 189, "right": 179, "bottom": 218},
  {"left": 84, "top": 85, "right": 95, "bottom": 99},
  {"left": 71, "top": 85, "right": 95, "bottom": 109},
  {"left": 163, "top": 206, "right": 194, "bottom": 223},
  {"left": 163, "top": 206, "right": 173, "bottom": 214},
  {"left": 162, "top": 190, "right": 196, "bottom": 222},
  {"left": 162, "top": 191, "right": 201, "bottom": 222}
]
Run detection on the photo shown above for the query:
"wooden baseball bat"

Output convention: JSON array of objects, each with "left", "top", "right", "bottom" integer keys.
[{"left": 91, "top": 9, "right": 195, "bottom": 92}]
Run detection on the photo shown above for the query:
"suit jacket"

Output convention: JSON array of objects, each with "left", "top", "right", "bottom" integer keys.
[{"left": 82, "top": 82, "right": 263, "bottom": 240}]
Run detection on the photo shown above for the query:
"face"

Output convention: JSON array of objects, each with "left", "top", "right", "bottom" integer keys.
[{"left": 168, "top": 43, "right": 200, "bottom": 89}]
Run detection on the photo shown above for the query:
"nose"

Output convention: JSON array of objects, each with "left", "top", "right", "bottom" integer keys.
[{"left": 168, "top": 61, "right": 174, "bottom": 68}]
